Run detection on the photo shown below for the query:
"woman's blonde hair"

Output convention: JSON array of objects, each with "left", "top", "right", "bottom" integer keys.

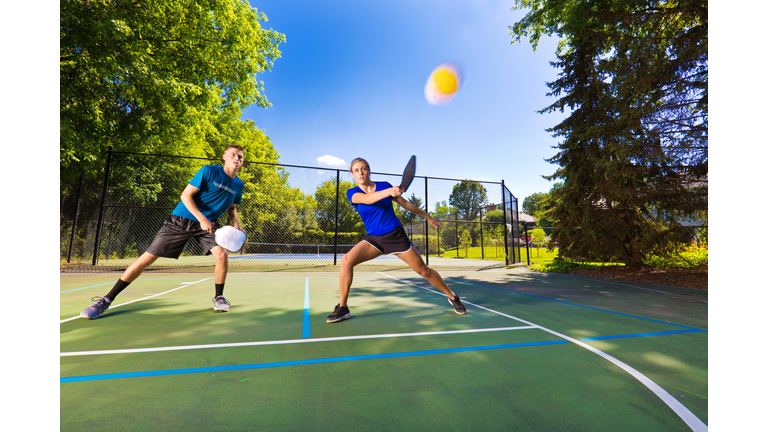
[{"left": 349, "top": 157, "right": 369, "bottom": 172}]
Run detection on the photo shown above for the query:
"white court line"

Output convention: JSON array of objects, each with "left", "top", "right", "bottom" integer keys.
[
  {"left": 60, "top": 326, "right": 535, "bottom": 357},
  {"left": 378, "top": 272, "right": 707, "bottom": 432},
  {"left": 59, "top": 278, "right": 212, "bottom": 324}
]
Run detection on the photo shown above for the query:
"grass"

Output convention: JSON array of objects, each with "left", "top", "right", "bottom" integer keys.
[
  {"left": 529, "top": 260, "right": 625, "bottom": 273},
  {"left": 430, "top": 245, "right": 559, "bottom": 265},
  {"left": 528, "top": 243, "right": 708, "bottom": 273}
]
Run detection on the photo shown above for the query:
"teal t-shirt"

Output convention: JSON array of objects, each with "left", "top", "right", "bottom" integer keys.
[
  {"left": 347, "top": 181, "right": 402, "bottom": 235},
  {"left": 171, "top": 165, "right": 244, "bottom": 222}
]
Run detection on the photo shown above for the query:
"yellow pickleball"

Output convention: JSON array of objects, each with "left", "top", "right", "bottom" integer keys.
[{"left": 425, "top": 63, "right": 461, "bottom": 106}]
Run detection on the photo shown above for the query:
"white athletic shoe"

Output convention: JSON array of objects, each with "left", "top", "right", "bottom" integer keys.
[{"left": 213, "top": 296, "right": 230, "bottom": 312}]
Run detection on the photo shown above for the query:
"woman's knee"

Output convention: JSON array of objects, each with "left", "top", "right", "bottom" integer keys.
[{"left": 415, "top": 264, "right": 432, "bottom": 279}]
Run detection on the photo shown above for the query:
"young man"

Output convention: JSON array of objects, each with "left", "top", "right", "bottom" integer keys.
[
  {"left": 326, "top": 157, "right": 466, "bottom": 323},
  {"left": 80, "top": 145, "right": 246, "bottom": 319}
]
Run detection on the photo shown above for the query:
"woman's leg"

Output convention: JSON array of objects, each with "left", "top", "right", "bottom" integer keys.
[
  {"left": 338, "top": 241, "right": 382, "bottom": 306},
  {"left": 397, "top": 247, "right": 467, "bottom": 314},
  {"left": 396, "top": 247, "right": 457, "bottom": 299}
]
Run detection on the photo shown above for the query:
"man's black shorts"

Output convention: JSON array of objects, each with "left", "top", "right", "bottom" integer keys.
[
  {"left": 363, "top": 225, "right": 413, "bottom": 255},
  {"left": 146, "top": 215, "right": 220, "bottom": 259}
]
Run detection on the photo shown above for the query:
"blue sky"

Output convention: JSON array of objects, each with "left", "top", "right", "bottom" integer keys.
[{"left": 243, "top": 0, "right": 566, "bottom": 205}]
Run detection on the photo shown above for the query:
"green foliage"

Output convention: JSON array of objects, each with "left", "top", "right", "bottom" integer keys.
[
  {"left": 522, "top": 183, "right": 562, "bottom": 227},
  {"left": 449, "top": 181, "right": 488, "bottom": 221},
  {"left": 314, "top": 179, "right": 363, "bottom": 233},
  {"left": 61, "top": 0, "right": 285, "bottom": 195},
  {"left": 643, "top": 243, "right": 708, "bottom": 270},
  {"left": 430, "top": 200, "right": 455, "bottom": 219},
  {"left": 459, "top": 229, "right": 472, "bottom": 254},
  {"left": 395, "top": 194, "right": 423, "bottom": 226},
  {"left": 530, "top": 228, "right": 546, "bottom": 244}
]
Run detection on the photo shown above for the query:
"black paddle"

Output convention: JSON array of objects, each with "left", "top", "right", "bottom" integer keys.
[{"left": 399, "top": 155, "right": 416, "bottom": 193}]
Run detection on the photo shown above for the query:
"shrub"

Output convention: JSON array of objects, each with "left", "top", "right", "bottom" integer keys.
[{"left": 643, "top": 243, "right": 708, "bottom": 270}]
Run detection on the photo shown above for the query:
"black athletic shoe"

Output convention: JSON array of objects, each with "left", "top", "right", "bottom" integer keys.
[
  {"left": 448, "top": 295, "right": 467, "bottom": 315},
  {"left": 326, "top": 304, "right": 351, "bottom": 323}
]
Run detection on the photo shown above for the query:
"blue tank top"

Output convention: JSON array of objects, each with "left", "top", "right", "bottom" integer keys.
[{"left": 347, "top": 181, "right": 402, "bottom": 235}]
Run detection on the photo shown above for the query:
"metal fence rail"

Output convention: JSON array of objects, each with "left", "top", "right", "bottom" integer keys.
[{"left": 61, "top": 149, "right": 521, "bottom": 271}]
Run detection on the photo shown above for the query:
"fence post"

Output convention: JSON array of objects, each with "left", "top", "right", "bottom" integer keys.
[
  {"left": 424, "top": 176, "right": 429, "bottom": 266},
  {"left": 92, "top": 146, "right": 114, "bottom": 266},
  {"left": 480, "top": 206, "right": 484, "bottom": 260},
  {"left": 524, "top": 223, "right": 531, "bottom": 266},
  {"left": 501, "top": 180, "right": 509, "bottom": 266},
  {"left": 455, "top": 217, "right": 459, "bottom": 258},
  {"left": 333, "top": 170, "right": 340, "bottom": 265},
  {"left": 66, "top": 170, "right": 84, "bottom": 263}
]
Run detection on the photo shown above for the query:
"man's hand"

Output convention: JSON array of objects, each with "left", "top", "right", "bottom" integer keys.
[{"left": 200, "top": 219, "right": 214, "bottom": 234}]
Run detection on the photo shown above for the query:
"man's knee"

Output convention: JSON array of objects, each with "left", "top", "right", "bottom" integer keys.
[{"left": 212, "top": 247, "right": 229, "bottom": 260}]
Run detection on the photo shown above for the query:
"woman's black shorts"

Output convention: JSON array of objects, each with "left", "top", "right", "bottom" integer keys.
[{"left": 362, "top": 225, "right": 413, "bottom": 255}]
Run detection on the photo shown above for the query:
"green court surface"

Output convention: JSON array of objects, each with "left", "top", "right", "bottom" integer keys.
[{"left": 60, "top": 268, "right": 708, "bottom": 431}]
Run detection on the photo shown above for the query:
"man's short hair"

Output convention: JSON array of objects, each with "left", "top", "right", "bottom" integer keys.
[{"left": 223, "top": 144, "right": 244, "bottom": 155}]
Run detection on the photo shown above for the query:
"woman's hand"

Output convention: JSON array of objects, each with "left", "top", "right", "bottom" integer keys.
[{"left": 426, "top": 215, "right": 442, "bottom": 228}]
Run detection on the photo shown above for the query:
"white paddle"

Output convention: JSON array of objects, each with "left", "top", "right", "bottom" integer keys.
[{"left": 215, "top": 226, "right": 246, "bottom": 252}]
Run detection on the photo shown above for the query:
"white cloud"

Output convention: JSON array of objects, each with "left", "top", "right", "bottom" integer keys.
[{"left": 316, "top": 155, "right": 347, "bottom": 167}]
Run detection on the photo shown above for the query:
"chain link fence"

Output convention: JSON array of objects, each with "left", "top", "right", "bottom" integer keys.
[{"left": 61, "top": 149, "right": 521, "bottom": 272}]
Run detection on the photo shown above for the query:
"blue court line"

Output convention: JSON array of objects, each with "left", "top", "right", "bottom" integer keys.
[
  {"left": 60, "top": 278, "right": 215, "bottom": 294},
  {"left": 60, "top": 282, "right": 114, "bottom": 293},
  {"left": 303, "top": 279, "right": 311, "bottom": 339},
  {"left": 447, "top": 278, "right": 706, "bottom": 332},
  {"left": 60, "top": 340, "right": 569, "bottom": 383},
  {"left": 581, "top": 329, "right": 706, "bottom": 341}
]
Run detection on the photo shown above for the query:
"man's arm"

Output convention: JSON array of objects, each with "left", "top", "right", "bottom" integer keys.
[
  {"left": 226, "top": 203, "right": 242, "bottom": 231},
  {"left": 179, "top": 184, "right": 215, "bottom": 233}
]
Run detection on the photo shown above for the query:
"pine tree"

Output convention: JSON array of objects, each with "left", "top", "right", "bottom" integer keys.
[{"left": 512, "top": 0, "right": 707, "bottom": 265}]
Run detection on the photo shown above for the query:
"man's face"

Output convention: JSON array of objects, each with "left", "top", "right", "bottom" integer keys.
[{"left": 223, "top": 149, "right": 245, "bottom": 170}]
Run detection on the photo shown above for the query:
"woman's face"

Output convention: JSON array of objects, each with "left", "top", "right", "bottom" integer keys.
[{"left": 351, "top": 161, "right": 370, "bottom": 184}]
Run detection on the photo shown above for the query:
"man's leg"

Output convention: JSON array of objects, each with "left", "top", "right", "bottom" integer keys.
[
  {"left": 106, "top": 252, "right": 160, "bottom": 299},
  {"left": 210, "top": 245, "right": 230, "bottom": 312},
  {"left": 80, "top": 252, "right": 159, "bottom": 319}
]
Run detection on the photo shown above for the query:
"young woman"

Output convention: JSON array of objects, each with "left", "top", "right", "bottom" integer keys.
[{"left": 326, "top": 157, "right": 466, "bottom": 323}]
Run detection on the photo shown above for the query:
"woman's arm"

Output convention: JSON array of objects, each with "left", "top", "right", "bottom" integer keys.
[
  {"left": 349, "top": 186, "right": 402, "bottom": 205},
  {"left": 394, "top": 196, "right": 443, "bottom": 228}
]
